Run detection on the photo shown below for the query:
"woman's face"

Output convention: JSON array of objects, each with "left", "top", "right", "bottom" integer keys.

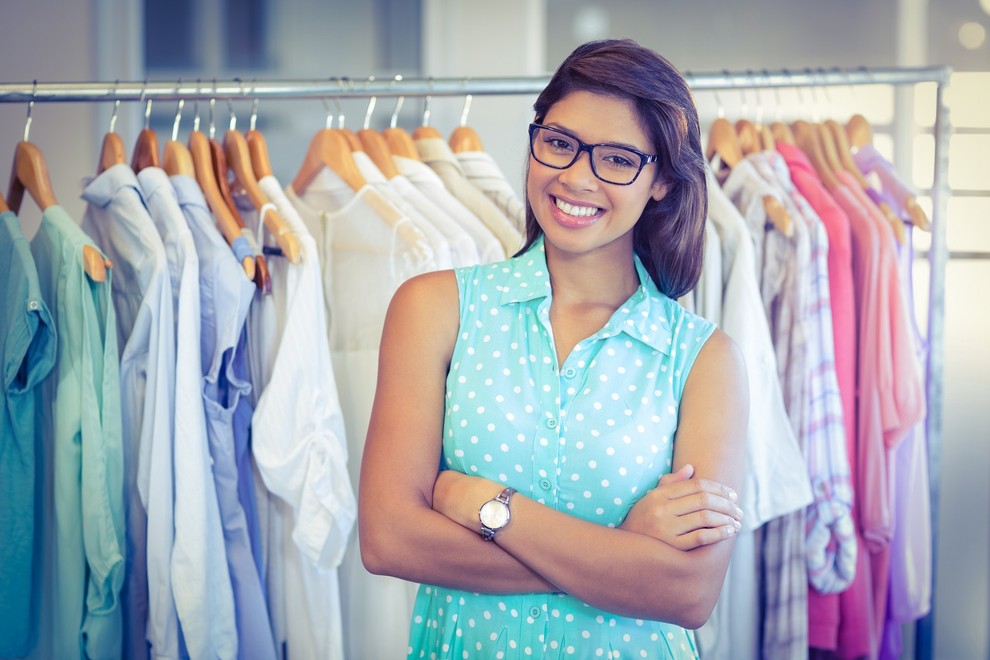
[{"left": 527, "top": 89, "right": 667, "bottom": 259}]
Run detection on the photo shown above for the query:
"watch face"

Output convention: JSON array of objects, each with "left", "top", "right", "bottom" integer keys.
[{"left": 480, "top": 500, "right": 510, "bottom": 529}]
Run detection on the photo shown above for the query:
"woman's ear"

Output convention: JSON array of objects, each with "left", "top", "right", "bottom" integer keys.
[{"left": 650, "top": 179, "right": 669, "bottom": 202}]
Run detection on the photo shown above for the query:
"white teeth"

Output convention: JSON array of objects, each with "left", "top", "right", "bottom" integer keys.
[{"left": 554, "top": 197, "right": 602, "bottom": 218}]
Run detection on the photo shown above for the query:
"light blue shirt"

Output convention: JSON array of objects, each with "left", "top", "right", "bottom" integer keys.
[
  {"left": 410, "top": 238, "right": 715, "bottom": 659},
  {"left": 0, "top": 211, "right": 56, "bottom": 657},
  {"left": 172, "top": 173, "right": 255, "bottom": 659},
  {"left": 31, "top": 205, "right": 124, "bottom": 660},
  {"left": 82, "top": 163, "right": 179, "bottom": 660},
  {"left": 141, "top": 168, "right": 242, "bottom": 659}
]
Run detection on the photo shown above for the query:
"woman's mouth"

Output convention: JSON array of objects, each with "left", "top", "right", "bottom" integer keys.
[{"left": 551, "top": 195, "right": 604, "bottom": 226}]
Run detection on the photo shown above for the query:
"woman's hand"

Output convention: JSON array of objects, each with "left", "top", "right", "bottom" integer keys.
[{"left": 620, "top": 464, "right": 743, "bottom": 551}]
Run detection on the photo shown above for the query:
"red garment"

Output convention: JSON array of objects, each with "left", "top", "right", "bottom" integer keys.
[{"left": 778, "top": 144, "right": 870, "bottom": 656}]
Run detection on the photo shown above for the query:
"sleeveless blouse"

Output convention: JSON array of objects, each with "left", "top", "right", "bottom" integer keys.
[{"left": 408, "top": 238, "right": 716, "bottom": 659}]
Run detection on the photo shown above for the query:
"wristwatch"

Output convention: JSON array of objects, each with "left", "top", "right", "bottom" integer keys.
[{"left": 479, "top": 487, "right": 516, "bottom": 541}]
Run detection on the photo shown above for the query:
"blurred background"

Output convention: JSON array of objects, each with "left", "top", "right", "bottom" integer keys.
[{"left": 1, "top": 1, "right": 986, "bottom": 658}]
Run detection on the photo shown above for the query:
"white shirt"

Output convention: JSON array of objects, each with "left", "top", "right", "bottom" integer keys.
[
  {"left": 138, "top": 167, "right": 239, "bottom": 659},
  {"left": 415, "top": 137, "right": 523, "bottom": 256},
  {"left": 389, "top": 171, "right": 480, "bottom": 267},
  {"left": 241, "top": 176, "right": 356, "bottom": 660},
  {"left": 454, "top": 149, "right": 526, "bottom": 233},
  {"left": 393, "top": 155, "right": 504, "bottom": 264},
  {"left": 352, "top": 151, "right": 453, "bottom": 270},
  {"left": 81, "top": 164, "right": 179, "bottom": 660},
  {"left": 287, "top": 172, "right": 428, "bottom": 660}
]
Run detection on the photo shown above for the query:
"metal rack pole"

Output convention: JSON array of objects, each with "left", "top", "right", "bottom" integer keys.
[{"left": 0, "top": 66, "right": 951, "bottom": 102}]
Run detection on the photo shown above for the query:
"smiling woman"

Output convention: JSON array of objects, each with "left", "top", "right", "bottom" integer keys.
[{"left": 359, "top": 39, "right": 748, "bottom": 659}]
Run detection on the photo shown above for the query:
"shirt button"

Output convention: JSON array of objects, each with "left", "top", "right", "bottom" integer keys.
[
  {"left": 546, "top": 418, "right": 558, "bottom": 429},
  {"left": 530, "top": 606, "right": 542, "bottom": 618},
  {"left": 563, "top": 367, "right": 577, "bottom": 378},
  {"left": 27, "top": 300, "right": 40, "bottom": 311},
  {"left": 539, "top": 478, "right": 552, "bottom": 491}
]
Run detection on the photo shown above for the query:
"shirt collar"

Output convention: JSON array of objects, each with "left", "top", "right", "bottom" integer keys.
[{"left": 498, "top": 236, "right": 674, "bottom": 355}]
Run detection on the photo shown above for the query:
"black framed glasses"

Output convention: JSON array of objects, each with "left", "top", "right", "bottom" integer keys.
[{"left": 528, "top": 123, "right": 658, "bottom": 186}]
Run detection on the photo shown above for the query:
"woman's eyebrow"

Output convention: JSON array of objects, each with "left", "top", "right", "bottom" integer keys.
[{"left": 542, "top": 121, "right": 648, "bottom": 153}]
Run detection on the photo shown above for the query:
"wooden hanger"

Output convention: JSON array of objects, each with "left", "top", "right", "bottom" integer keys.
[
  {"left": 413, "top": 125, "right": 443, "bottom": 140},
  {"left": 825, "top": 120, "right": 870, "bottom": 188},
  {"left": 98, "top": 131, "right": 127, "bottom": 174},
  {"left": 131, "top": 98, "right": 161, "bottom": 173},
  {"left": 735, "top": 119, "right": 762, "bottom": 156},
  {"left": 845, "top": 114, "right": 874, "bottom": 149},
  {"left": 189, "top": 129, "right": 255, "bottom": 280},
  {"left": 816, "top": 123, "right": 846, "bottom": 180},
  {"left": 763, "top": 194, "right": 793, "bottom": 237},
  {"left": 211, "top": 135, "right": 271, "bottom": 293},
  {"left": 291, "top": 128, "right": 366, "bottom": 194},
  {"left": 246, "top": 129, "right": 273, "bottom": 179},
  {"left": 770, "top": 121, "right": 796, "bottom": 145},
  {"left": 357, "top": 128, "right": 400, "bottom": 179},
  {"left": 758, "top": 123, "right": 775, "bottom": 152},
  {"left": 8, "top": 139, "right": 109, "bottom": 281},
  {"left": 131, "top": 128, "right": 161, "bottom": 173},
  {"left": 792, "top": 120, "right": 840, "bottom": 192},
  {"left": 704, "top": 118, "right": 743, "bottom": 170},
  {"left": 0, "top": 189, "right": 9, "bottom": 213},
  {"left": 449, "top": 125, "right": 484, "bottom": 153},
  {"left": 383, "top": 127, "right": 420, "bottom": 160},
  {"left": 225, "top": 128, "right": 301, "bottom": 263},
  {"left": 164, "top": 139, "right": 195, "bottom": 177}
]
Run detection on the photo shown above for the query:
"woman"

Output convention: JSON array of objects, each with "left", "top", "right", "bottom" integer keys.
[{"left": 360, "top": 39, "right": 748, "bottom": 658}]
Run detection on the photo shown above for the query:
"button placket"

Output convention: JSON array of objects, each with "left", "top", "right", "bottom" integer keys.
[{"left": 533, "top": 299, "right": 560, "bottom": 508}]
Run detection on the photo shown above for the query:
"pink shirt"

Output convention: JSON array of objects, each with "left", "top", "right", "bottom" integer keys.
[{"left": 778, "top": 145, "right": 868, "bottom": 654}]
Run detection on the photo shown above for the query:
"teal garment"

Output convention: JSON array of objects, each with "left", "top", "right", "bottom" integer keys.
[
  {"left": 0, "top": 211, "right": 57, "bottom": 657},
  {"left": 30, "top": 206, "right": 125, "bottom": 660},
  {"left": 409, "top": 238, "right": 715, "bottom": 659}
]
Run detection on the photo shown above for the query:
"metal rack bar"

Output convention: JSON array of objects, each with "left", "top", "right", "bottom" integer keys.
[
  {"left": 0, "top": 66, "right": 950, "bottom": 103},
  {"left": 0, "top": 65, "right": 952, "bottom": 660}
]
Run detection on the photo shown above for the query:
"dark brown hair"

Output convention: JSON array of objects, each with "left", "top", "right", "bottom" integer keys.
[{"left": 520, "top": 39, "right": 707, "bottom": 299}]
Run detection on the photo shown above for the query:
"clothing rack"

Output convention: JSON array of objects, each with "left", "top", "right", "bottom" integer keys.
[{"left": 0, "top": 65, "right": 952, "bottom": 660}]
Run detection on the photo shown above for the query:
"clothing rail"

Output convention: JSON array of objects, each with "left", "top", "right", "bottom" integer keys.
[
  {"left": 0, "top": 66, "right": 951, "bottom": 102},
  {"left": 0, "top": 66, "right": 951, "bottom": 660}
]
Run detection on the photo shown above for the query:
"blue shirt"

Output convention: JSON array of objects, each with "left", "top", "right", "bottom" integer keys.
[
  {"left": 82, "top": 163, "right": 179, "bottom": 659},
  {"left": 173, "top": 174, "right": 268, "bottom": 658},
  {"left": 409, "top": 238, "right": 715, "bottom": 659},
  {"left": 0, "top": 211, "right": 56, "bottom": 657},
  {"left": 31, "top": 205, "right": 124, "bottom": 660}
]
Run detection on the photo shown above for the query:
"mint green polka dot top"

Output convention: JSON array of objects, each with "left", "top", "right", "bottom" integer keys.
[{"left": 408, "top": 237, "right": 716, "bottom": 659}]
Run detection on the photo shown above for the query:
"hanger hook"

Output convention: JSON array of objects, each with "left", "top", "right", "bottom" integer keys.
[
  {"left": 817, "top": 67, "right": 834, "bottom": 106},
  {"left": 171, "top": 79, "right": 185, "bottom": 142},
  {"left": 108, "top": 79, "right": 121, "bottom": 134},
  {"left": 226, "top": 77, "right": 241, "bottom": 132},
  {"left": 363, "top": 75, "right": 377, "bottom": 131},
  {"left": 422, "top": 77, "right": 434, "bottom": 128},
  {"left": 23, "top": 80, "right": 37, "bottom": 142},
  {"left": 764, "top": 69, "right": 784, "bottom": 123},
  {"left": 142, "top": 82, "right": 153, "bottom": 131},
  {"left": 208, "top": 78, "right": 218, "bottom": 140},
  {"left": 459, "top": 77, "right": 473, "bottom": 127},
  {"left": 192, "top": 79, "right": 202, "bottom": 133},
  {"left": 249, "top": 78, "right": 259, "bottom": 132},
  {"left": 389, "top": 75, "right": 404, "bottom": 129},
  {"left": 336, "top": 78, "right": 348, "bottom": 129}
]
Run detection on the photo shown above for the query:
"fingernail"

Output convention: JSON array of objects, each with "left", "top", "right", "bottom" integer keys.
[
  {"left": 735, "top": 507, "right": 744, "bottom": 519},
  {"left": 726, "top": 525, "right": 737, "bottom": 536},
  {"left": 733, "top": 519, "right": 742, "bottom": 530},
  {"left": 728, "top": 489, "right": 738, "bottom": 501}
]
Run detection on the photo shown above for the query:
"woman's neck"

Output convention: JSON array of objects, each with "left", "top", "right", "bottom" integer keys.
[{"left": 544, "top": 240, "right": 640, "bottom": 310}]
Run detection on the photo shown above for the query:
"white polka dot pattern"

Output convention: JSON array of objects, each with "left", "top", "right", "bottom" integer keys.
[{"left": 409, "top": 239, "right": 714, "bottom": 658}]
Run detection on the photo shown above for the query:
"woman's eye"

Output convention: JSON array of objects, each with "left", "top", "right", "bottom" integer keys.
[
  {"left": 602, "top": 153, "right": 636, "bottom": 169},
  {"left": 546, "top": 137, "right": 574, "bottom": 152}
]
